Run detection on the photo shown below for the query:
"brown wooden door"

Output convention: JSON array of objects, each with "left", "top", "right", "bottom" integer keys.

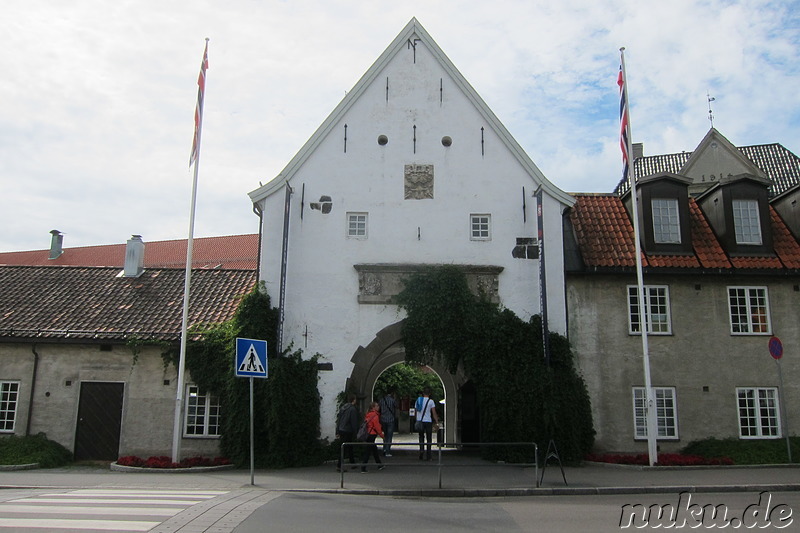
[{"left": 74, "top": 382, "right": 124, "bottom": 461}]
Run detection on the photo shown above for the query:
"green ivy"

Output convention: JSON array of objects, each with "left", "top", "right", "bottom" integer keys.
[
  {"left": 173, "top": 282, "right": 325, "bottom": 467},
  {"left": 396, "top": 265, "right": 595, "bottom": 462}
]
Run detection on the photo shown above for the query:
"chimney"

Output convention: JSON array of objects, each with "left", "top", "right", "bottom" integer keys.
[
  {"left": 632, "top": 142, "right": 644, "bottom": 160},
  {"left": 123, "top": 235, "right": 145, "bottom": 277},
  {"left": 48, "top": 230, "right": 63, "bottom": 260}
]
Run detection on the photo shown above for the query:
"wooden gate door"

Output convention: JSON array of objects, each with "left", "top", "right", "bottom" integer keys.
[{"left": 74, "top": 382, "right": 124, "bottom": 461}]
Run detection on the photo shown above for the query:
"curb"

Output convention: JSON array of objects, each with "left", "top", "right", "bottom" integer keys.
[
  {"left": 0, "top": 463, "right": 39, "bottom": 472},
  {"left": 109, "top": 462, "right": 237, "bottom": 473}
]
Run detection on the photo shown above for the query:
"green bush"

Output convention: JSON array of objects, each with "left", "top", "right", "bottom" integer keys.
[
  {"left": 682, "top": 437, "right": 799, "bottom": 465},
  {"left": 0, "top": 433, "right": 72, "bottom": 468}
]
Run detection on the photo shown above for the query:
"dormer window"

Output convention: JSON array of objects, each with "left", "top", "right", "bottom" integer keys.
[
  {"left": 652, "top": 198, "right": 681, "bottom": 244},
  {"left": 732, "top": 199, "right": 762, "bottom": 245}
]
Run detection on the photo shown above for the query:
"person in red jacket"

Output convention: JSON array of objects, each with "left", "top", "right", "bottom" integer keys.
[{"left": 360, "top": 402, "right": 385, "bottom": 473}]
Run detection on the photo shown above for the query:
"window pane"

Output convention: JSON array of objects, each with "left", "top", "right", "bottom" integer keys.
[
  {"left": 738, "top": 388, "right": 779, "bottom": 438},
  {"left": 470, "top": 215, "right": 490, "bottom": 240},
  {"left": 732, "top": 199, "right": 762, "bottom": 245},
  {"left": 628, "top": 286, "right": 670, "bottom": 334},
  {"left": 728, "top": 287, "right": 770, "bottom": 335},
  {"left": 652, "top": 198, "right": 681, "bottom": 244},
  {"left": 633, "top": 387, "right": 677, "bottom": 439},
  {"left": 347, "top": 213, "right": 367, "bottom": 237},
  {"left": 0, "top": 382, "right": 19, "bottom": 432}
]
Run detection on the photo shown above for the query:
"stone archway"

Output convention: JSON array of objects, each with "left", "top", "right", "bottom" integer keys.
[{"left": 347, "top": 320, "right": 463, "bottom": 444}]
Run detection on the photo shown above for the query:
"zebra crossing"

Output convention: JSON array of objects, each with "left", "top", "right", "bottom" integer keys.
[{"left": 0, "top": 488, "right": 228, "bottom": 531}]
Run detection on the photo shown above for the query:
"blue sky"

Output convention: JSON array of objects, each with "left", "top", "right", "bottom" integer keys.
[{"left": 2, "top": 0, "right": 798, "bottom": 251}]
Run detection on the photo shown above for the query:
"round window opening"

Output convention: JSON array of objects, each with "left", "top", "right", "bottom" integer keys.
[
  {"left": 377, "top": 135, "right": 389, "bottom": 146},
  {"left": 441, "top": 136, "right": 452, "bottom": 147}
]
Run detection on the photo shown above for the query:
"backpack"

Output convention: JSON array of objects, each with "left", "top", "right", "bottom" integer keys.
[{"left": 356, "top": 419, "right": 369, "bottom": 441}]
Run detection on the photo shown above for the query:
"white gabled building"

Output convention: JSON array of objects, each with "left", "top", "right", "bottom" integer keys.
[{"left": 248, "top": 18, "right": 573, "bottom": 442}]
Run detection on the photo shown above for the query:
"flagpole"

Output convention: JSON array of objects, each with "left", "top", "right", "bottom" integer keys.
[
  {"left": 620, "top": 47, "right": 658, "bottom": 466},
  {"left": 172, "top": 39, "right": 209, "bottom": 463}
]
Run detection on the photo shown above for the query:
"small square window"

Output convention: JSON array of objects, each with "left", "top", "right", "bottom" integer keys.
[
  {"left": 728, "top": 286, "right": 770, "bottom": 335},
  {"left": 732, "top": 199, "right": 762, "bottom": 245},
  {"left": 347, "top": 212, "right": 368, "bottom": 239},
  {"left": 651, "top": 198, "right": 681, "bottom": 244},
  {"left": 470, "top": 214, "right": 491, "bottom": 241}
]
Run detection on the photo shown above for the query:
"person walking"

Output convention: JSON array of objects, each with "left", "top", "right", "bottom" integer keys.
[
  {"left": 415, "top": 387, "right": 440, "bottom": 461},
  {"left": 361, "top": 402, "right": 385, "bottom": 473},
  {"left": 379, "top": 389, "right": 397, "bottom": 457},
  {"left": 336, "top": 394, "right": 359, "bottom": 472}
]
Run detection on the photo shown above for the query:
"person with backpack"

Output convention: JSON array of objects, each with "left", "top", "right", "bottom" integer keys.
[
  {"left": 379, "top": 389, "right": 397, "bottom": 457},
  {"left": 336, "top": 394, "right": 359, "bottom": 472},
  {"left": 415, "top": 387, "right": 440, "bottom": 461},
  {"left": 360, "top": 401, "right": 385, "bottom": 473}
]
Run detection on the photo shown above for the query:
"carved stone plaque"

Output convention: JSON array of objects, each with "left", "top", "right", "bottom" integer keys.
[{"left": 404, "top": 164, "right": 434, "bottom": 199}]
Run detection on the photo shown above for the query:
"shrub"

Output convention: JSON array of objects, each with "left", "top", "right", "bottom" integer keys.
[
  {"left": 0, "top": 433, "right": 72, "bottom": 468},
  {"left": 682, "top": 436, "right": 799, "bottom": 465}
]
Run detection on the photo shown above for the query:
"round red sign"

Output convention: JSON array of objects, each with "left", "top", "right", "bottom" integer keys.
[{"left": 769, "top": 336, "right": 783, "bottom": 360}]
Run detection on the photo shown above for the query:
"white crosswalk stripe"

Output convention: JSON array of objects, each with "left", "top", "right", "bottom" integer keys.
[{"left": 0, "top": 488, "right": 228, "bottom": 531}]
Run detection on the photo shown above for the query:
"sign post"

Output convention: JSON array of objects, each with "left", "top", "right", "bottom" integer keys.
[
  {"left": 768, "top": 336, "right": 791, "bottom": 463},
  {"left": 235, "top": 337, "right": 268, "bottom": 485}
]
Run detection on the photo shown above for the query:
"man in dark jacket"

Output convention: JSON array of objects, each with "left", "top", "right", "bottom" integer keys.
[{"left": 336, "top": 394, "right": 359, "bottom": 471}]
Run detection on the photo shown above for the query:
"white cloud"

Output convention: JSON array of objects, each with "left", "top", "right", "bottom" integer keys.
[{"left": 1, "top": 0, "right": 798, "bottom": 251}]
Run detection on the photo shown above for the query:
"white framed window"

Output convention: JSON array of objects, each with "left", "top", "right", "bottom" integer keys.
[
  {"left": 184, "top": 385, "right": 221, "bottom": 438},
  {"left": 732, "top": 199, "right": 762, "bottom": 245},
  {"left": 652, "top": 198, "right": 681, "bottom": 244},
  {"left": 628, "top": 285, "right": 671, "bottom": 334},
  {"left": 737, "top": 387, "right": 780, "bottom": 438},
  {"left": 470, "top": 214, "right": 491, "bottom": 241},
  {"left": 347, "top": 212, "right": 368, "bottom": 239},
  {"left": 0, "top": 381, "right": 19, "bottom": 433},
  {"left": 728, "top": 286, "right": 770, "bottom": 335},
  {"left": 633, "top": 387, "right": 678, "bottom": 440}
]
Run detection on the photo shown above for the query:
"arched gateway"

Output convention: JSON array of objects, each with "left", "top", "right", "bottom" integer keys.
[{"left": 346, "top": 321, "right": 464, "bottom": 444}]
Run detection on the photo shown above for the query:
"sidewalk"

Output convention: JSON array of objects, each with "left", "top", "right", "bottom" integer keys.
[{"left": 1, "top": 446, "right": 798, "bottom": 497}]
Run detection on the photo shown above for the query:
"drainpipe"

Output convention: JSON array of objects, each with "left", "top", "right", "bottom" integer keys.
[{"left": 27, "top": 344, "right": 40, "bottom": 436}]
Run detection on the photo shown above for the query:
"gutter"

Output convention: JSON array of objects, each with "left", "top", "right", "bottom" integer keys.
[{"left": 26, "top": 344, "right": 39, "bottom": 436}]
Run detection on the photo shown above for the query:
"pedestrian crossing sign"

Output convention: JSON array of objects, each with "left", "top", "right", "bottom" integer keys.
[{"left": 235, "top": 337, "right": 268, "bottom": 378}]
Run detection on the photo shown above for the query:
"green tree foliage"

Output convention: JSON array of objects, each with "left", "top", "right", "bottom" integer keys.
[
  {"left": 396, "top": 266, "right": 595, "bottom": 462},
  {"left": 373, "top": 363, "right": 444, "bottom": 402},
  {"left": 181, "top": 283, "right": 324, "bottom": 467}
]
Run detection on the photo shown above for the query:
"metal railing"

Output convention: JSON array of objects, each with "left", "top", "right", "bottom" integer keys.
[{"left": 339, "top": 441, "right": 539, "bottom": 489}]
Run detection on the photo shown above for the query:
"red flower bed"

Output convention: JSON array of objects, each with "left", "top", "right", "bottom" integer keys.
[
  {"left": 585, "top": 452, "right": 733, "bottom": 466},
  {"left": 116, "top": 455, "right": 231, "bottom": 469}
]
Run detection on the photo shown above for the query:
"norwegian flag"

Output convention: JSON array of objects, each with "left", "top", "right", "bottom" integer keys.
[
  {"left": 189, "top": 41, "right": 209, "bottom": 167},
  {"left": 618, "top": 65, "right": 631, "bottom": 182}
]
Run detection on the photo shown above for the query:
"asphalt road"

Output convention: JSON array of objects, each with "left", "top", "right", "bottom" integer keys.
[{"left": 233, "top": 491, "right": 800, "bottom": 532}]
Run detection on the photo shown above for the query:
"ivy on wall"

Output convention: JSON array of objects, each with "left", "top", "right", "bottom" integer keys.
[
  {"left": 164, "top": 282, "right": 325, "bottom": 467},
  {"left": 396, "top": 265, "right": 595, "bottom": 462}
]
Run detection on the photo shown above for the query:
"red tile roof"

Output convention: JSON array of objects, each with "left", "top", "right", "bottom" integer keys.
[
  {"left": 0, "top": 234, "right": 258, "bottom": 270},
  {"left": 0, "top": 266, "right": 257, "bottom": 341},
  {"left": 569, "top": 195, "right": 797, "bottom": 272}
]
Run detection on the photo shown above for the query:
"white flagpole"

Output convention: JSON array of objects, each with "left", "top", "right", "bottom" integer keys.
[
  {"left": 172, "top": 39, "right": 209, "bottom": 463},
  {"left": 620, "top": 48, "right": 658, "bottom": 466}
]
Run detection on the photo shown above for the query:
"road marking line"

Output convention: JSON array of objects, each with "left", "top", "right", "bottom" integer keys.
[
  {"left": 0, "top": 518, "right": 159, "bottom": 531},
  {"left": 0, "top": 504, "right": 183, "bottom": 516}
]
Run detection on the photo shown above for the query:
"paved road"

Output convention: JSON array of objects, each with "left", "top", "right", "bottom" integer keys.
[
  {"left": 0, "top": 488, "right": 227, "bottom": 532},
  {"left": 232, "top": 491, "right": 800, "bottom": 533}
]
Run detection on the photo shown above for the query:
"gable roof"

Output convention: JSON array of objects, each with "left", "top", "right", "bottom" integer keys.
[
  {"left": 248, "top": 17, "right": 574, "bottom": 207},
  {"left": 0, "top": 266, "right": 257, "bottom": 342},
  {"left": 0, "top": 234, "right": 259, "bottom": 270},
  {"left": 616, "top": 130, "right": 800, "bottom": 197},
  {"left": 567, "top": 194, "right": 800, "bottom": 272}
]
